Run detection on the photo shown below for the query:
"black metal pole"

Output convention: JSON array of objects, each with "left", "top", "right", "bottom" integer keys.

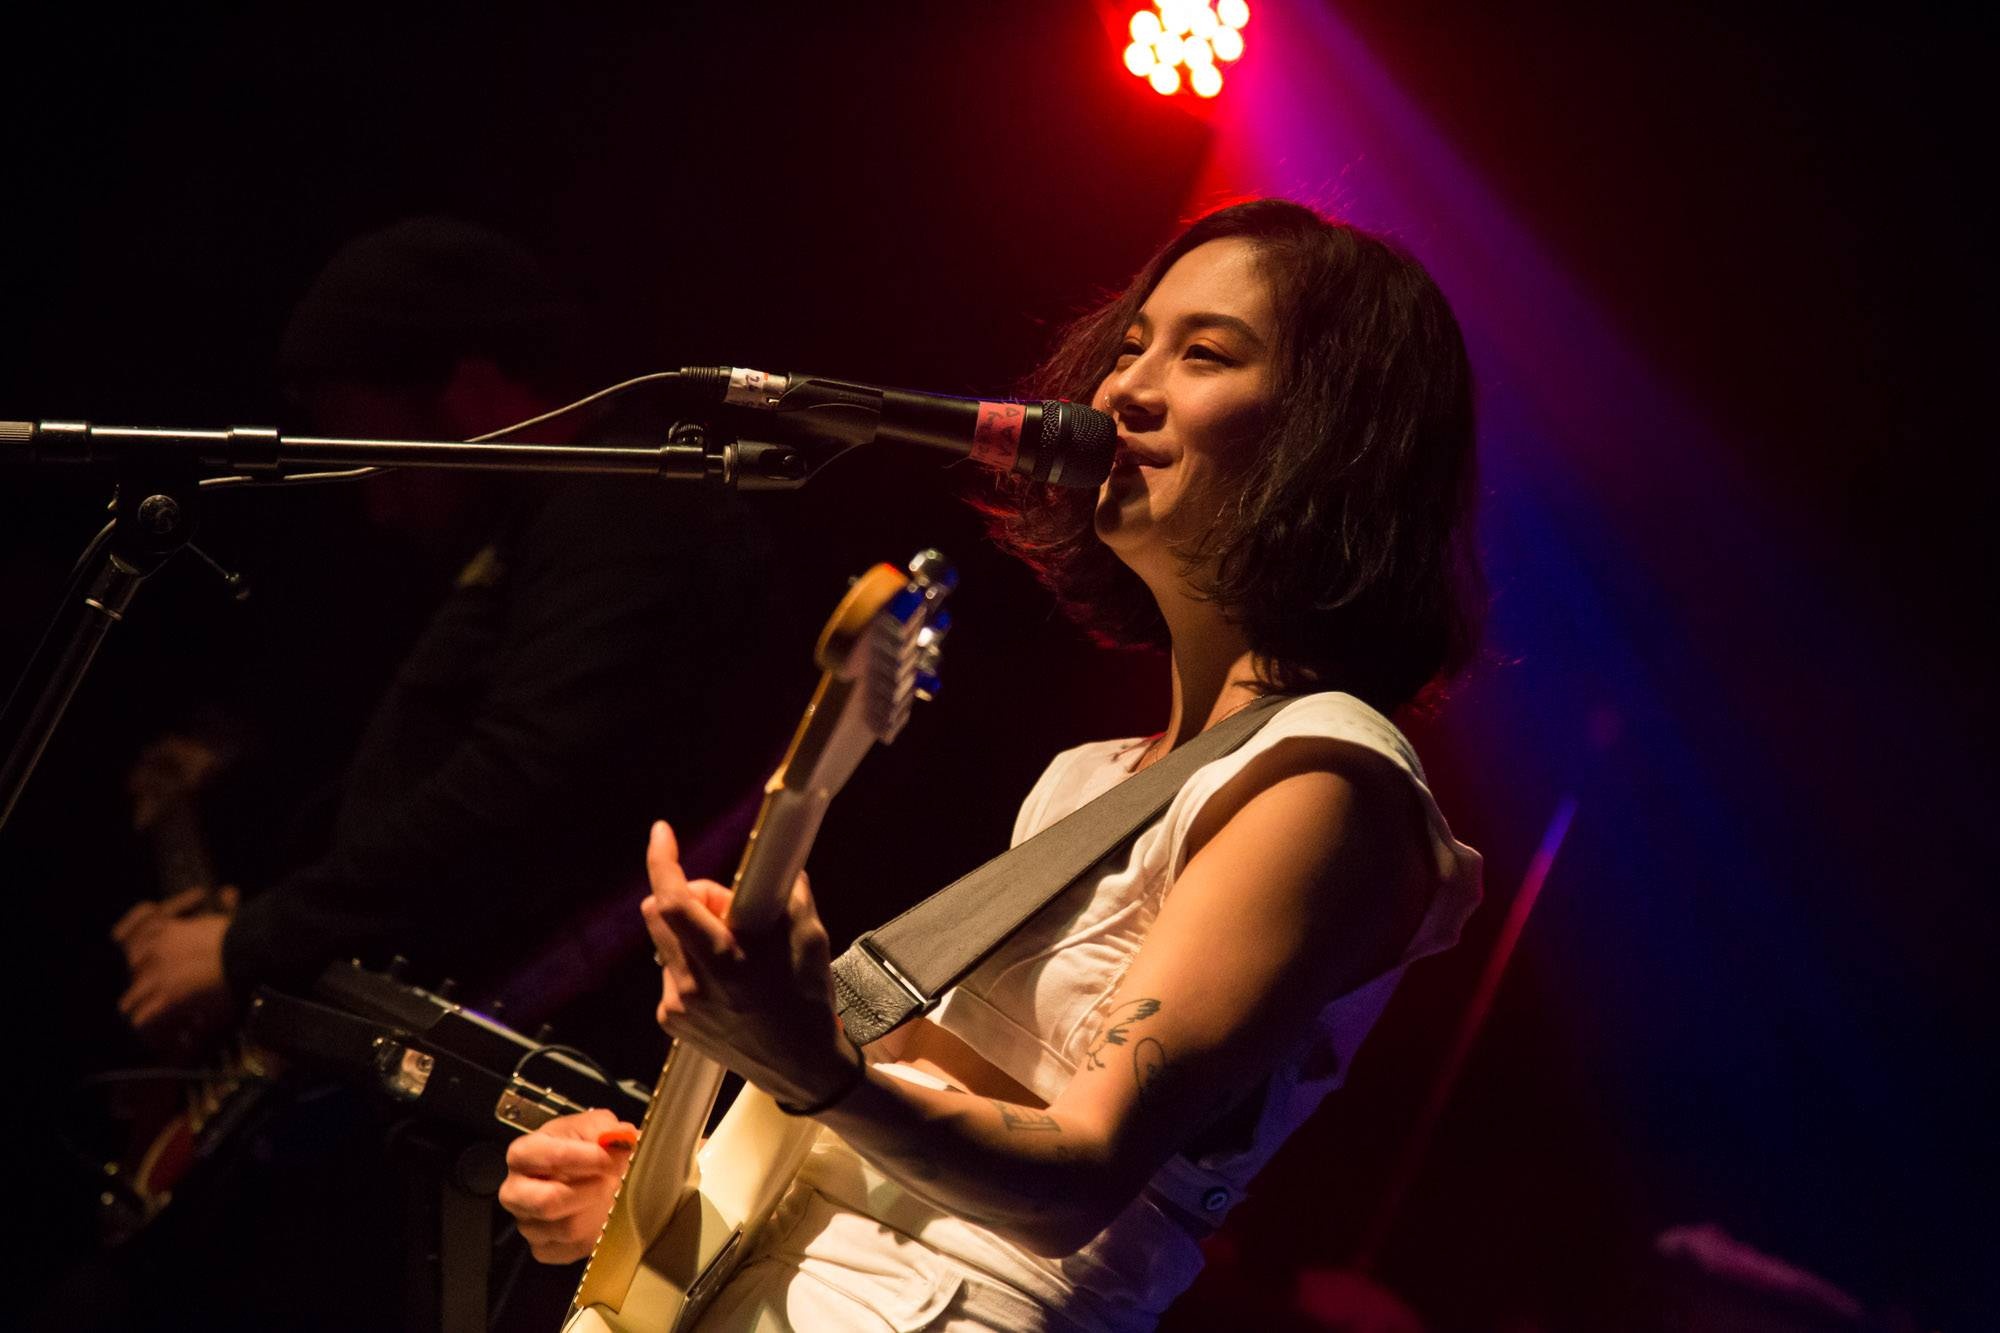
[
  {"left": 0, "top": 475, "right": 200, "bottom": 831},
  {"left": 0, "top": 419, "right": 816, "bottom": 487},
  {"left": 0, "top": 414, "right": 829, "bottom": 832}
]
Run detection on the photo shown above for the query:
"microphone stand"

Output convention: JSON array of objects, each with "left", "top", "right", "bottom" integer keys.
[{"left": 0, "top": 413, "right": 833, "bottom": 833}]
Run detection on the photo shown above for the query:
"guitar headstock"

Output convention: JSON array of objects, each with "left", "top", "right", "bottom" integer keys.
[{"left": 779, "top": 549, "right": 954, "bottom": 802}]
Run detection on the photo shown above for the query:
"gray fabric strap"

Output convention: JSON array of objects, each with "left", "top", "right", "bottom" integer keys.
[{"left": 832, "top": 695, "right": 1289, "bottom": 1045}]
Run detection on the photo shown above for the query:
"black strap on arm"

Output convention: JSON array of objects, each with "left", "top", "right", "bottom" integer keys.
[{"left": 831, "top": 694, "right": 1289, "bottom": 1046}]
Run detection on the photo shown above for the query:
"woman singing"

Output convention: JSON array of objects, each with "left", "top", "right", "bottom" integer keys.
[{"left": 499, "top": 198, "right": 1486, "bottom": 1331}]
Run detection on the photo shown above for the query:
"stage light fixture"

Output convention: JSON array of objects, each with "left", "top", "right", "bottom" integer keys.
[{"left": 1123, "top": 1, "right": 1247, "bottom": 98}]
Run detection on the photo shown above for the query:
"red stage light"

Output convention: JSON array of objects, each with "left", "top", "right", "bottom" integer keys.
[{"left": 1124, "top": 2, "right": 1247, "bottom": 98}]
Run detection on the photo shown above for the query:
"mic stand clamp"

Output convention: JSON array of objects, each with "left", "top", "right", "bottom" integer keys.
[{"left": 0, "top": 461, "right": 202, "bottom": 829}]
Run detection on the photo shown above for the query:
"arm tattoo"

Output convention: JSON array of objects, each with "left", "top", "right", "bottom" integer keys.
[
  {"left": 1084, "top": 998, "right": 1163, "bottom": 1071},
  {"left": 993, "top": 1100, "right": 1061, "bottom": 1132}
]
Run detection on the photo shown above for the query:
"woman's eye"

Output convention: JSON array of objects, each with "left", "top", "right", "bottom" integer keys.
[{"left": 1186, "top": 344, "right": 1231, "bottom": 363}]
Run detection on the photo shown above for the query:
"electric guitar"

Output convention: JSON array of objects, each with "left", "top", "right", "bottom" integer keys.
[
  {"left": 564, "top": 550, "right": 954, "bottom": 1333},
  {"left": 102, "top": 747, "right": 275, "bottom": 1244}
]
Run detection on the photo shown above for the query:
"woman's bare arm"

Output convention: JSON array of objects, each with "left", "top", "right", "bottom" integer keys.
[
  {"left": 503, "top": 740, "right": 1434, "bottom": 1262},
  {"left": 807, "top": 738, "right": 1435, "bottom": 1254}
]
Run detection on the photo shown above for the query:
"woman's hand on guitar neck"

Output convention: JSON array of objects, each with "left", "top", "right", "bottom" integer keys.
[
  {"left": 640, "top": 821, "right": 859, "bottom": 1113},
  {"left": 498, "top": 1108, "right": 639, "bottom": 1263}
]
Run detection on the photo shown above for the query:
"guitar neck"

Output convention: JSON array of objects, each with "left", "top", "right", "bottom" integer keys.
[
  {"left": 725, "top": 787, "right": 832, "bottom": 935},
  {"left": 569, "top": 743, "right": 840, "bottom": 1315},
  {"left": 725, "top": 672, "right": 863, "bottom": 936},
  {"left": 566, "top": 555, "right": 950, "bottom": 1330},
  {"left": 149, "top": 796, "right": 217, "bottom": 900}
]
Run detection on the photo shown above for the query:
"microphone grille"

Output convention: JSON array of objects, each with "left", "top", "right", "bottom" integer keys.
[{"left": 1039, "top": 402, "right": 1116, "bottom": 489}]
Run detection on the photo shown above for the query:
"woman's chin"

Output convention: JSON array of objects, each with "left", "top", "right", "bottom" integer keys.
[
  {"left": 1093, "top": 496, "right": 1149, "bottom": 551},
  {"left": 1095, "top": 470, "right": 1156, "bottom": 528}
]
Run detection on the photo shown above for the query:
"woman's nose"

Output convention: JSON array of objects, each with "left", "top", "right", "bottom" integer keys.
[{"left": 1101, "top": 361, "right": 1165, "bottom": 420}]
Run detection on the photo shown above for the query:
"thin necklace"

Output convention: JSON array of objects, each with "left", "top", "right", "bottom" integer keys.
[{"left": 1131, "top": 691, "right": 1261, "bottom": 772}]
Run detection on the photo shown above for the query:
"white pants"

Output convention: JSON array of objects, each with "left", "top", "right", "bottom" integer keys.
[{"left": 692, "top": 1184, "right": 1088, "bottom": 1333}]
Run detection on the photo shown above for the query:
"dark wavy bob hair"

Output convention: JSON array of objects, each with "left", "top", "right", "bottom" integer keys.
[{"left": 980, "top": 199, "right": 1482, "bottom": 715}]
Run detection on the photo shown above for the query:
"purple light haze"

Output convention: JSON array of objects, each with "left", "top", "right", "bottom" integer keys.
[{"left": 1162, "top": 1, "right": 1979, "bottom": 1306}]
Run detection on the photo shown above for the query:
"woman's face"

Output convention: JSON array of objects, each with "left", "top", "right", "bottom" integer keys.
[{"left": 1092, "top": 236, "right": 1279, "bottom": 581}]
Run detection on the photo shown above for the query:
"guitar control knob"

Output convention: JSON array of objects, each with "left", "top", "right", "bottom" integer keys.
[
  {"left": 387, "top": 955, "right": 410, "bottom": 981},
  {"left": 436, "top": 978, "right": 459, "bottom": 1001},
  {"left": 535, "top": 1023, "right": 557, "bottom": 1043}
]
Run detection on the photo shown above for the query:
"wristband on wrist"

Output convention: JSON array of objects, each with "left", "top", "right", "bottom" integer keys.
[{"left": 775, "top": 1033, "right": 868, "bottom": 1117}]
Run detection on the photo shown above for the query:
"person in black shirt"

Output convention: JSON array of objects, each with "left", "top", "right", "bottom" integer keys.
[
  {"left": 83, "top": 217, "right": 787, "bottom": 1332},
  {"left": 113, "top": 216, "right": 784, "bottom": 1039}
]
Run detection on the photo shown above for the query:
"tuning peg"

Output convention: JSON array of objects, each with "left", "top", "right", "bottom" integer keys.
[{"left": 906, "top": 549, "right": 956, "bottom": 592}]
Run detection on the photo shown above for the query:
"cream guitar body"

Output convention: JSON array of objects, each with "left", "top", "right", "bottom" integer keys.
[{"left": 564, "top": 551, "right": 954, "bottom": 1333}]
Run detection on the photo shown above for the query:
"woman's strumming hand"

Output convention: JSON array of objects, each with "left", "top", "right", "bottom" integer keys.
[{"left": 498, "top": 1108, "right": 638, "bottom": 1264}]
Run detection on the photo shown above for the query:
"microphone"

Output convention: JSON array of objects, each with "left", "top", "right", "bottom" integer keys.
[{"left": 678, "top": 366, "right": 1116, "bottom": 490}]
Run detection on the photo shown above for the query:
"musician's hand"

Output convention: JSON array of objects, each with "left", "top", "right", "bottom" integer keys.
[
  {"left": 111, "top": 884, "right": 238, "bottom": 945},
  {"left": 498, "top": 1108, "right": 638, "bottom": 1264},
  {"left": 113, "top": 892, "right": 235, "bottom": 1045},
  {"left": 641, "top": 820, "right": 856, "bottom": 1111}
]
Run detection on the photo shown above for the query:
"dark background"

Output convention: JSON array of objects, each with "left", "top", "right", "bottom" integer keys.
[{"left": 2, "top": 2, "right": 1991, "bottom": 1328}]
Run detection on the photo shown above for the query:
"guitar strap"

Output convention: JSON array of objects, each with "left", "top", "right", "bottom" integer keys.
[{"left": 831, "top": 693, "right": 1290, "bottom": 1045}]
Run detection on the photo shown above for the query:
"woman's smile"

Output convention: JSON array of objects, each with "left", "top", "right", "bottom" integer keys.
[{"left": 1092, "top": 235, "right": 1277, "bottom": 576}]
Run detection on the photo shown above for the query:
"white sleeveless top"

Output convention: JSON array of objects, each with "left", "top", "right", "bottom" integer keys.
[{"left": 793, "top": 692, "right": 1483, "bottom": 1331}]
